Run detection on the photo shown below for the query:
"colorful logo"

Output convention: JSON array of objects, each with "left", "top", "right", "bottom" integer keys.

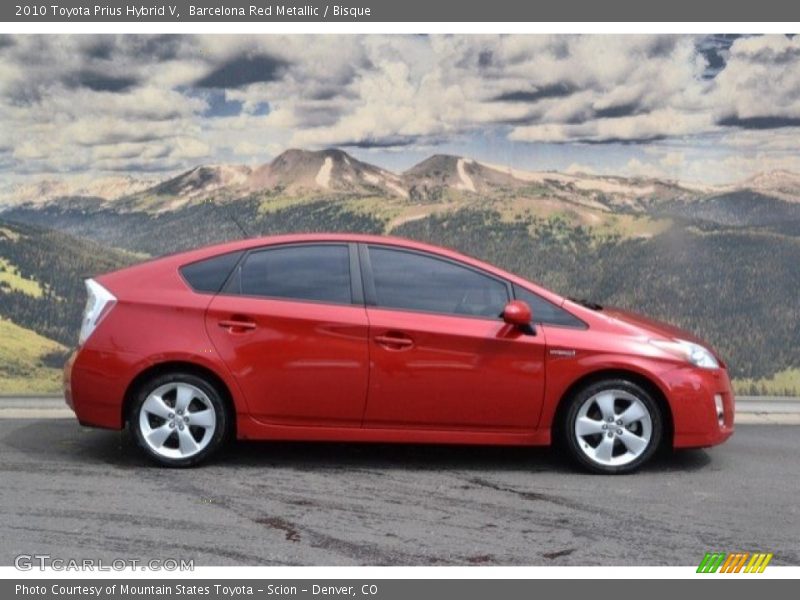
[{"left": 697, "top": 552, "right": 773, "bottom": 573}]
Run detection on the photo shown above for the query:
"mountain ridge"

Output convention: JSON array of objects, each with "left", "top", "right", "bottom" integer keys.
[{"left": 5, "top": 148, "right": 799, "bottom": 211}]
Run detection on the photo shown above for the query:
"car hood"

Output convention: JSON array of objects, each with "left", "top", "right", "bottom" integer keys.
[{"left": 600, "top": 306, "right": 710, "bottom": 347}]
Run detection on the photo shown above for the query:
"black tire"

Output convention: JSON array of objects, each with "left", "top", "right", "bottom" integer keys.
[
  {"left": 129, "top": 371, "right": 230, "bottom": 467},
  {"left": 562, "top": 378, "right": 663, "bottom": 474}
]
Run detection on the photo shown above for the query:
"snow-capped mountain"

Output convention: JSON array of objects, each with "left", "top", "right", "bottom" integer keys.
[
  {"left": 2, "top": 148, "right": 798, "bottom": 213},
  {"left": 402, "top": 155, "right": 522, "bottom": 200},
  {"left": 248, "top": 148, "right": 407, "bottom": 197}
]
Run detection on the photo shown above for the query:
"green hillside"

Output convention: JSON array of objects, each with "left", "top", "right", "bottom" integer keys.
[
  {"left": 0, "top": 317, "right": 65, "bottom": 394},
  {"left": 2, "top": 191, "right": 800, "bottom": 394},
  {"left": 0, "top": 218, "right": 137, "bottom": 352}
]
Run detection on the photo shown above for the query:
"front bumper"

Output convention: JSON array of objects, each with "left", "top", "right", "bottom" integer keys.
[{"left": 662, "top": 365, "right": 735, "bottom": 448}]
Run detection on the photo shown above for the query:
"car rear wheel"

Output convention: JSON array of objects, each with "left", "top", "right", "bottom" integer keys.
[
  {"left": 563, "top": 379, "right": 662, "bottom": 474},
  {"left": 130, "top": 372, "right": 229, "bottom": 467}
]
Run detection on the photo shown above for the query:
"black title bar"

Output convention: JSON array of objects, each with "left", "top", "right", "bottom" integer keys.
[{"left": 4, "top": 0, "right": 800, "bottom": 22}]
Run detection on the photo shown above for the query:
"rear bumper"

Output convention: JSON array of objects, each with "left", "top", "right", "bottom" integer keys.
[
  {"left": 663, "top": 365, "right": 735, "bottom": 448},
  {"left": 63, "top": 347, "right": 139, "bottom": 430}
]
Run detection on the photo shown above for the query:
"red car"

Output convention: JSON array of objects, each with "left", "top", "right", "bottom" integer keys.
[{"left": 64, "top": 234, "right": 734, "bottom": 473}]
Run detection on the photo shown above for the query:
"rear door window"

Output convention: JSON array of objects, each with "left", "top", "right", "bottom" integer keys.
[{"left": 234, "top": 244, "right": 352, "bottom": 304}]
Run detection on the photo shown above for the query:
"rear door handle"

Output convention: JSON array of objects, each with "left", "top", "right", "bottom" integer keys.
[
  {"left": 218, "top": 319, "right": 257, "bottom": 331},
  {"left": 374, "top": 334, "right": 414, "bottom": 349}
]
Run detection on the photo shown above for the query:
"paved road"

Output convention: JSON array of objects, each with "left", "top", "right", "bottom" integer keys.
[{"left": 0, "top": 419, "right": 798, "bottom": 566}]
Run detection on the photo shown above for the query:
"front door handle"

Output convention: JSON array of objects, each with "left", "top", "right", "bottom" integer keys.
[
  {"left": 218, "top": 319, "right": 257, "bottom": 331},
  {"left": 374, "top": 334, "right": 414, "bottom": 350}
]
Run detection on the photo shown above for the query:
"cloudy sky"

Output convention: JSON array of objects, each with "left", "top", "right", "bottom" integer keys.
[{"left": 1, "top": 34, "right": 800, "bottom": 185}]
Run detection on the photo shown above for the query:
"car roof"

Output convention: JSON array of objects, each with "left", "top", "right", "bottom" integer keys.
[
  {"left": 190, "top": 232, "right": 443, "bottom": 253},
  {"left": 166, "top": 232, "right": 488, "bottom": 266},
  {"left": 101, "top": 232, "right": 571, "bottom": 309}
]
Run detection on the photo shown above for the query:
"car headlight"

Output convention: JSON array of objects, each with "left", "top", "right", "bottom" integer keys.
[{"left": 650, "top": 338, "right": 719, "bottom": 369}]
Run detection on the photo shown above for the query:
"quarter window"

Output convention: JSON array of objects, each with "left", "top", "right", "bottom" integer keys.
[
  {"left": 180, "top": 251, "right": 243, "bottom": 293},
  {"left": 236, "top": 244, "right": 352, "bottom": 304},
  {"left": 368, "top": 246, "right": 508, "bottom": 318}
]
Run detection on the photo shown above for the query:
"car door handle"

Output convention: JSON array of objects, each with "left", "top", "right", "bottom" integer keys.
[
  {"left": 218, "top": 319, "right": 257, "bottom": 331},
  {"left": 374, "top": 334, "right": 414, "bottom": 349}
]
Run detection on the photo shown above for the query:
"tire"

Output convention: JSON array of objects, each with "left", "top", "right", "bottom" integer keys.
[
  {"left": 562, "top": 379, "right": 663, "bottom": 474},
  {"left": 129, "top": 371, "right": 229, "bottom": 467}
]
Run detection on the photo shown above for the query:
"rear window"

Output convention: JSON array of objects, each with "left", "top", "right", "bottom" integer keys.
[
  {"left": 180, "top": 251, "right": 243, "bottom": 293},
  {"left": 513, "top": 284, "right": 587, "bottom": 329}
]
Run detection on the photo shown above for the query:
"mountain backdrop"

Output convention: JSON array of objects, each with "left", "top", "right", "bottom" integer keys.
[{"left": 2, "top": 148, "right": 799, "bottom": 395}]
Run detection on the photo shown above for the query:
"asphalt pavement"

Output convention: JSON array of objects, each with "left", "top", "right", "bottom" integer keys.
[{"left": 0, "top": 415, "right": 798, "bottom": 566}]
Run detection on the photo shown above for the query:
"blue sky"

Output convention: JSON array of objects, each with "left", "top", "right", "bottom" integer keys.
[{"left": 1, "top": 34, "right": 799, "bottom": 185}]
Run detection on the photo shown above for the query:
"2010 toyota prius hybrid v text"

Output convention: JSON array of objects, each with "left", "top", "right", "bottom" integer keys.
[{"left": 64, "top": 234, "right": 734, "bottom": 473}]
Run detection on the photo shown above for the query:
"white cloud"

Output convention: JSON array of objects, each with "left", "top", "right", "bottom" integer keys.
[
  {"left": 712, "top": 35, "right": 800, "bottom": 121},
  {"left": 1, "top": 34, "right": 799, "bottom": 183}
]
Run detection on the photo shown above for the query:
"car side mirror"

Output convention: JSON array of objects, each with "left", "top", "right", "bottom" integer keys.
[{"left": 502, "top": 300, "right": 535, "bottom": 334}]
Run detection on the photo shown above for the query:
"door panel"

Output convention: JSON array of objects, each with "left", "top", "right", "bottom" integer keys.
[
  {"left": 364, "top": 308, "right": 546, "bottom": 430},
  {"left": 206, "top": 295, "right": 370, "bottom": 426},
  {"left": 204, "top": 243, "right": 368, "bottom": 426},
  {"left": 361, "top": 244, "right": 546, "bottom": 431}
]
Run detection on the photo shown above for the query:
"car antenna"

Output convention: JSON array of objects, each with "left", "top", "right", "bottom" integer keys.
[{"left": 213, "top": 198, "right": 251, "bottom": 239}]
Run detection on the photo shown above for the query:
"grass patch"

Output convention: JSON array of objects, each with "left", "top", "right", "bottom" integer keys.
[
  {"left": 733, "top": 368, "right": 800, "bottom": 397},
  {"left": 593, "top": 213, "right": 673, "bottom": 239},
  {"left": 0, "top": 257, "right": 45, "bottom": 298},
  {"left": 341, "top": 196, "right": 406, "bottom": 222},
  {"left": 0, "top": 317, "right": 67, "bottom": 394},
  {"left": 483, "top": 196, "right": 671, "bottom": 241},
  {"left": 257, "top": 192, "right": 322, "bottom": 215}
]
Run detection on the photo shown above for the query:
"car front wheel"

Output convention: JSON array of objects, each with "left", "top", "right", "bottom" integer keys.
[
  {"left": 563, "top": 379, "right": 663, "bottom": 474},
  {"left": 130, "top": 372, "right": 229, "bottom": 467}
]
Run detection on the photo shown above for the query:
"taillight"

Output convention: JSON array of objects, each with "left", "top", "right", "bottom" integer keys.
[{"left": 78, "top": 279, "right": 116, "bottom": 345}]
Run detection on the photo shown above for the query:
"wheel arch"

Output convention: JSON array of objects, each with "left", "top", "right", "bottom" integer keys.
[
  {"left": 552, "top": 368, "right": 674, "bottom": 449},
  {"left": 122, "top": 360, "right": 238, "bottom": 437}
]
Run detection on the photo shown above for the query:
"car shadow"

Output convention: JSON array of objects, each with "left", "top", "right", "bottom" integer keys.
[
  {"left": 224, "top": 439, "right": 571, "bottom": 473},
  {"left": 221, "top": 439, "right": 713, "bottom": 474},
  {"left": 6, "top": 418, "right": 713, "bottom": 474}
]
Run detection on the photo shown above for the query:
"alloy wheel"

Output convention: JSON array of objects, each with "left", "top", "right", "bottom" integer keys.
[
  {"left": 573, "top": 389, "right": 653, "bottom": 468},
  {"left": 138, "top": 382, "right": 217, "bottom": 460}
]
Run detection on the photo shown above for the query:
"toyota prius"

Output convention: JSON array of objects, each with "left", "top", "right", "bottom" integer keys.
[{"left": 64, "top": 234, "right": 734, "bottom": 472}]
